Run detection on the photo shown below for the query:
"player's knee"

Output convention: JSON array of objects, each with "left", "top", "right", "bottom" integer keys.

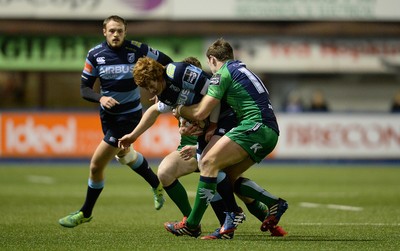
[
  {"left": 89, "top": 164, "right": 105, "bottom": 181},
  {"left": 199, "top": 157, "right": 219, "bottom": 175},
  {"left": 115, "top": 146, "right": 138, "bottom": 165},
  {"left": 157, "top": 168, "right": 166, "bottom": 181},
  {"left": 157, "top": 167, "right": 174, "bottom": 186}
]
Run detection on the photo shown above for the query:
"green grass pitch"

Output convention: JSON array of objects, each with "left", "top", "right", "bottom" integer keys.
[{"left": 0, "top": 162, "right": 399, "bottom": 250}]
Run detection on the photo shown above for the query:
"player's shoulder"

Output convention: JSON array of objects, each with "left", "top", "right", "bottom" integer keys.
[
  {"left": 126, "top": 40, "right": 146, "bottom": 49},
  {"left": 217, "top": 60, "right": 239, "bottom": 80},
  {"left": 226, "top": 60, "right": 246, "bottom": 72},
  {"left": 170, "top": 61, "right": 187, "bottom": 68},
  {"left": 87, "top": 41, "right": 106, "bottom": 54},
  {"left": 165, "top": 62, "right": 186, "bottom": 79},
  {"left": 174, "top": 62, "right": 203, "bottom": 73}
]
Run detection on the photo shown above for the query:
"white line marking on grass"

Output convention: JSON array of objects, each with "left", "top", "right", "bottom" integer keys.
[
  {"left": 299, "top": 202, "right": 321, "bottom": 208},
  {"left": 327, "top": 204, "right": 363, "bottom": 211},
  {"left": 293, "top": 223, "right": 400, "bottom": 226},
  {"left": 27, "top": 175, "right": 55, "bottom": 184},
  {"left": 299, "top": 202, "right": 363, "bottom": 211}
]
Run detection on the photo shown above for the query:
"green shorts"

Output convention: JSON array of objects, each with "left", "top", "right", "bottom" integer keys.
[
  {"left": 177, "top": 135, "right": 198, "bottom": 151},
  {"left": 225, "top": 120, "right": 279, "bottom": 163}
]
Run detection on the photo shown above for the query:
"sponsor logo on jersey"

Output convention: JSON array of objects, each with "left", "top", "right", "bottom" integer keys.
[
  {"left": 250, "top": 143, "right": 263, "bottom": 153},
  {"left": 169, "top": 84, "right": 180, "bottom": 92},
  {"left": 99, "top": 65, "right": 133, "bottom": 79},
  {"left": 166, "top": 64, "right": 176, "bottom": 78},
  {"left": 177, "top": 89, "right": 191, "bottom": 105},
  {"left": 96, "top": 57, "right": 106, "bottom": 65},
  {"left": 127, "top": 53, "right": 135, "bottom": 63},
  {"left": 131, "top": 40, "right": 142, "bottom": 47},
  {"left": 149, "top": 47, "right": 159, "bottom": 56},
  {"left": 183, "top": 69, "right": 199, "bottom": 85},
  {"left": 210, "top": 74, "right": 221, "bottom": 85},
  {"left": 84, "top": 62, "right": 93, "bottom": 73}
]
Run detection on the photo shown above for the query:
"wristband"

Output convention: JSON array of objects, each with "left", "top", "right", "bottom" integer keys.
[{"left": 177, "top": 105, "right": 183, "bottom": 116}]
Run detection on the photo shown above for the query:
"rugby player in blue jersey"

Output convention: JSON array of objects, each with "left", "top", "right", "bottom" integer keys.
[
  {"left": 58, "top": 15, "right": 172, "bottom": 228},
  {"left": 168, "top": 38, "right": 288, "bottom": 238},
  {"left": 119, "top": 56, "right": 245, "bottom": 236},
  {"left": 119, "top": 56, "right": 287, "bottom": 238}
]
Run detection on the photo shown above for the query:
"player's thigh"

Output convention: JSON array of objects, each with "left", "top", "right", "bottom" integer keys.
[
  {"left": 200, "top": 135, "right": 249, "bottom": 171},
  {"left": 92, "top": 140, "right": 119, "bottom": 165},
  {"left": 159, "top": 151, "right": 198, "bottom": 177},
  {"left": 199, "top": 135, "right": 221, "bottom": 160}
]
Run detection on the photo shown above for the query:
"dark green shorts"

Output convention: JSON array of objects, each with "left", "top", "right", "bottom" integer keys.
[
  {"left": 225, "top": 120, "right": 278, "bottom": 163},
  {"left": 177, "top": 135, "right": 197, "bottom": 151}
]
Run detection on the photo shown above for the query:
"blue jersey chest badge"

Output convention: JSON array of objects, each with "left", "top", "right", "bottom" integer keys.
[{"left": 127, "top": 53, "right": 135, "bottom": 63}]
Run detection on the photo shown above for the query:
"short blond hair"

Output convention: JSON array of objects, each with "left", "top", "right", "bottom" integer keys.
[{"left": 103, "top": 15, "right": 127, "bottom": 30}]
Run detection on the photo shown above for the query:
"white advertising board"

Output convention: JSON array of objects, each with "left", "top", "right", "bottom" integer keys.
[
  {"left": 209, "top": 37, "right": 400, "bottom": 73},
  {"left": 274, "top": 113, "right": 400, "bottom": 159},
  {"left": 0, "top": 0, "right": 399, "bottom": 21}
]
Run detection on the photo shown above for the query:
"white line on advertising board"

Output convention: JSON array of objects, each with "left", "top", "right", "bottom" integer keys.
[{"left": 0, "top": 0, "right": 399, "bottom": 21}]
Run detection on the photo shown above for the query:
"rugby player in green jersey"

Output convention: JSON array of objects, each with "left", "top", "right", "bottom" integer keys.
[
  {"left": 120, "top": 56, "right": 286, "bottom": 238},
  {"left": 166, "top": 38, "right": 288, "bottom": 238}
]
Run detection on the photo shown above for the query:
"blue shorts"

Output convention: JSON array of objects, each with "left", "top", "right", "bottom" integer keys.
[{"left": 100, "top": 109, "right": 142, "bottom": 147}]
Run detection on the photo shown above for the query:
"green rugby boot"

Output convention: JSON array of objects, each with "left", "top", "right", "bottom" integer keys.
[
  {"left": 58, "top": 211, "right": 92, "bottom": 228},
  {"left": 152, "top": 183, "right": 166, "bottom": 210}
]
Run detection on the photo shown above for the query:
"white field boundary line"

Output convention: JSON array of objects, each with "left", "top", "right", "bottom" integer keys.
[
  {"left": 299, "top": 202, "right": 363, "bottom": 211},
  {"left": 291, "top": 223, "right": 400, "bottom": 226}
]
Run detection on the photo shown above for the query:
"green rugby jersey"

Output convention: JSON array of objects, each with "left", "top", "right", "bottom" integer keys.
[{"left": 207, "top": 60, "right": 279, "bottom": 135}]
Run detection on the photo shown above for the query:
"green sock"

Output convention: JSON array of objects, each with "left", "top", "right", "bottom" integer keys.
[
  {"left": 245, "top": 200, "right": 269, "bottom": 222},
  {"left": 234, "top": 177, "right": 278, "bottom": 208},
  {"left": 186, "top": 176, "right": 217, "bottom": 229},
  {"left": 164, "top": 179, "right": 192, "bottom": 217}
]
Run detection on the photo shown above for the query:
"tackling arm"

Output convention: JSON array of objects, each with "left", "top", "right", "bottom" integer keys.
[{"left": 178, "top": 95, "right": 220, "bottom": 122}]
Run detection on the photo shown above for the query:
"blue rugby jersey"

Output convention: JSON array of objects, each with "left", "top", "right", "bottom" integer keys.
[
  {"left": 81, "top": 40, "right": 172, "bottom": 114},
  {"left": 158, "top": 62, "right": 211, "bottom": 107},
  {"left": 156, "top": 62, "right": 234, "bottom": 120}
]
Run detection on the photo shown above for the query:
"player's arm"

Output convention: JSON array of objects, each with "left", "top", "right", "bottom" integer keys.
[
  {"left": 80, "top": 57, "right": 101, "bottom": 102},
  {"left": 80, "top": 59, "right": 119, "bottom": 108},
  {"left": 80, "top": 75, "right": 101, "bottom": 103},
  {"left": 80, "top": 78, "right": 119, "bottom": 109},
  {"left": 204, "top": 102, "right": 220, "bottom": 141},
  {"left": 156, "top": 50, "right": 173, "bottom": 66},
  {"left": 140, "top": 41, "right": 173, "bottom": 66},
  {"left": 177, "top": 95, "right": 220, "bottom": 122},
  {"left": 118, "top": 103, "right": 161, "bottom": 148}
]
